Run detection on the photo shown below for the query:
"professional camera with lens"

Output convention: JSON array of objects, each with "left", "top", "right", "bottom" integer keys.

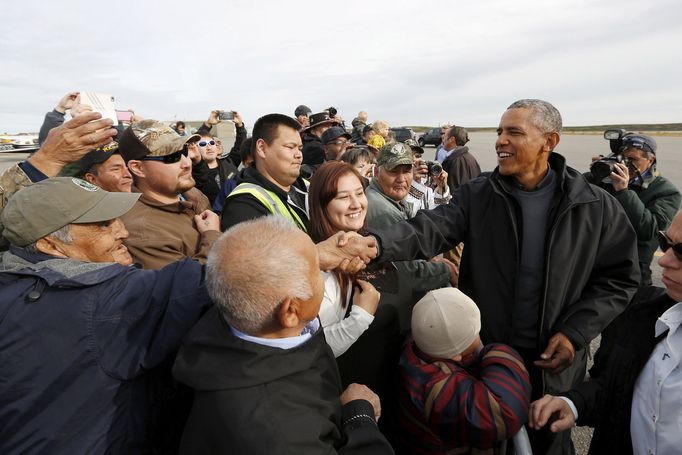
[
  {"left": 589, "top": 129, "right": 633, "bottom": 182},
  {"left": 425, "top": 160, "right": 443, "bottom": 177}
]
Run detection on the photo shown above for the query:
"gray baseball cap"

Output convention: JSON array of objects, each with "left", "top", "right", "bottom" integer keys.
[{"left": 1, "top": 177, "right": 140, "bottom": 247}]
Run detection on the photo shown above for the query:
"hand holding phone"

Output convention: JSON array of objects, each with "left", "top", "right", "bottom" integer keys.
[
  {"left": 218, "top": 110, "right": 235, "bottom": 121},
  {"left": 79, "top": 92, "right": 118, "bottom": 126}
]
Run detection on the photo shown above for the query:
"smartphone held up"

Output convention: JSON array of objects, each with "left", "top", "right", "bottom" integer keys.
[{"left": 218, "top": 110, "right": 235, "bottom": 121}]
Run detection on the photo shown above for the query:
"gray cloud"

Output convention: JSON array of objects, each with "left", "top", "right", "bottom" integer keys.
[{"left": 1, "top": 0, "right": 679, "bottom": 133}]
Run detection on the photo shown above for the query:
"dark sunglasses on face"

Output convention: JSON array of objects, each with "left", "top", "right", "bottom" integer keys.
[
  {"left": 658, "top": 230, "right": 682, "bottom": 261},
  {"left": 198, "top": 140, "right": 216, "bottom": 147},
  {"left": 140, "top": 149, "right": 188, "bottom": 164}
]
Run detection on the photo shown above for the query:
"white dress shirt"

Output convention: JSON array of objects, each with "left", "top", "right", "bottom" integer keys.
[
  {"left": 230, "top": 318, "right": 320, "bottom": 350},
  {"left": 318, "top": 271, "right": 374, "bottom": 357},
  {"left": 631, "top": 302, "right": 682, "bottom": 455}
]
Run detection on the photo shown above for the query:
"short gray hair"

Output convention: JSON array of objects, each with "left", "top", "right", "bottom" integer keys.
[
  {"left": 507, "top": 99, "right": 563, "bottom": 134},
  {"left": 206, "top": 216, "right": 314, "bottom": 335},
  {"left": 24, "top": 224, "right": 73, "bottom": 253}
]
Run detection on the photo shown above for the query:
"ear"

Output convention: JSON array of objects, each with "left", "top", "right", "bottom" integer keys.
[
  {"left": 544, "top": 132, "right": 560, "bottom": 153},
  {"left": 36, "top": 236, "right": 68, "bottom": 258},
  {"left": 84, "top": 172, "right": 98, "bottom": 185},
  {"left": 276, "top": 297, "right": 301, "bottom": 329},
  {"left": 255, "top": 138, "right": 268, "bottom": 161},
  {"left": 127, "top": 160, "right": 146, "bottom": 179}
]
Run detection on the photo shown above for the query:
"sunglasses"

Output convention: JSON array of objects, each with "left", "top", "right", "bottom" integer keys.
[
  {"left": 658, "top": 230, "right": 682, "bottom": 261},
  {"left": 140, "top": 149, "right": 188, "bottom": 164},
  {"left": 198, "top": 140, "right": 216, "bottom": 147}
]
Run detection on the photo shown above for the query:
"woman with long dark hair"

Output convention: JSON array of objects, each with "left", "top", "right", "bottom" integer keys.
[{"left": 308, "top": 161, "right": 380, "bottom": 357}]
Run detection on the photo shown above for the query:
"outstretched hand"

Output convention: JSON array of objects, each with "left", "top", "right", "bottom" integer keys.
[{"left": 316, "top": 232, "right": 377, "bottom": 272}]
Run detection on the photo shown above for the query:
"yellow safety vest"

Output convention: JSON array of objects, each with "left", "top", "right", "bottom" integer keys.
[{"left": 228, "top": 183, "right": 307, "bottom": 232}]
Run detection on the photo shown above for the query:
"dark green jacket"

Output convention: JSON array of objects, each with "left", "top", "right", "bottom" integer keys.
[
  {"left": 365, "top": 179, "right": 451, "bottom": 332},
  {"left": 586, "top": 173, "right": 681, "bottom": 285}
]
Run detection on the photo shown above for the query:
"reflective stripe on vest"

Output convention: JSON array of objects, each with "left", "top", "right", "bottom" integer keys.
[{"left": 228, "top": 183, "right": 307, "bottom": 231}]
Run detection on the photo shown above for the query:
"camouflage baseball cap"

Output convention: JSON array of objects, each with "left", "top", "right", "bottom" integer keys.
[
  {"left": 1, "top": 177, "right": 140, "bottom": 247},
  {"left": 118, "top": 119, "right": 200, "bottom": 162},
  {"left": 377, "top": 142, "right": 414, "bottom": 170}
]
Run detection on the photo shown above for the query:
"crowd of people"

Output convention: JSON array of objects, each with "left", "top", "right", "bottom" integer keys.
[{"left": 0, "top": 93, "right": 681, "bottom": 455}]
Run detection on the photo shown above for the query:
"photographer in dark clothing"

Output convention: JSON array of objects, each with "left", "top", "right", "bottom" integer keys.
[{"left": 586, "top": 132, "right": 681, "bottom": 286}]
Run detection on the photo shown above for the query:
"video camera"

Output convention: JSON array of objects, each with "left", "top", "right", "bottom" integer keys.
[{"left": 589, "top": 129, "right": 633, "bottom": 181}]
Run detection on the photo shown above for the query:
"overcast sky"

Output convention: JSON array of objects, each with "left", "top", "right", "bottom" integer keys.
[{"left": 1, "top": 0, "right": 680, "bottom": 132}]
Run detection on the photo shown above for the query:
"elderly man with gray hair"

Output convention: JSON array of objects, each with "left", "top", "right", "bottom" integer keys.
[
  {"left": 364, "top": 99, "right": 640, "bottom": 454},
  {"left": 0, "top": 177, "right": 216, "bottom": 454},
  {"left": 173, "top": 216, "right": 393, "bottom": 455}
]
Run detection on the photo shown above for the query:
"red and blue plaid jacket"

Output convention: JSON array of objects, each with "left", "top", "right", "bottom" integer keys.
[{"left": 398, "top": 339, "right": 531, "bottom": 454}]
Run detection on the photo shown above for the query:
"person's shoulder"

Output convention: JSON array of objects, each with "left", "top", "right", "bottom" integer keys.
[
  {"left": 221, "top": 194, "right": 270, "bottom": 230},
  {"left": 650, "top": 174, "right": 681, "bottom": 194}
]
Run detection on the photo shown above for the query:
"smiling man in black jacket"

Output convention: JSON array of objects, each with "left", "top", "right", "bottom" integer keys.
[{"left": 365, "top": 99, "right": 640, "bottom": 454}]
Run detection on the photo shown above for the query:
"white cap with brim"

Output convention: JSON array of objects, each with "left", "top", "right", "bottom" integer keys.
[
  {"left": 1, "top": 177, "right": 140, "bottom": 247},
  {"left": 411, "top": 287, "right": 481, "bottom": 359}
]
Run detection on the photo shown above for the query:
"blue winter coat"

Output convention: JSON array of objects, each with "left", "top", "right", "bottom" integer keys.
[{"left": 0, "top": 247, "right": 212, "bottom": 454}]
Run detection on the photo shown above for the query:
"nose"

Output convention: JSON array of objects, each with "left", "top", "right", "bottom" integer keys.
[
  {"left": 495, "top": 132, "right": 508, "bottom": 149},
  {"left": 348, "top": 194, "right": 361, "bottom": 209},
  {"left": 658, "top": 247, "right": 680, "bottom": 269},
  {"left": 180, "top": 154, "right": 192, "bottom": 169},
  {"left": 112, "top": 218, "right": 129, "bottom": 240}
]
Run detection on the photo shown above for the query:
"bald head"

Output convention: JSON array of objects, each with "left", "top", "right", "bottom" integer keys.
[{"left": 206, "top": 216, "right": 316, "bottom": 335}]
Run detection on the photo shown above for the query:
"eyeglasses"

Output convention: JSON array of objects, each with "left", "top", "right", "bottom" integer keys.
[
  {"left": 140, "top": 149, "right": 188, "bottom": 164},
  {"left": 198, "top": 140, "right": 216, "bottom": 147},
  {"left": 328, "top": 140, "right": 351, "bottom": 147},
  {"left": 658, "top": 230, "right": 682, "bottom": 261}
]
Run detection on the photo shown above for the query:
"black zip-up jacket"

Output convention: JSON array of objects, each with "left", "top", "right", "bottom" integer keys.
[
  {"left": 563, "top": 287, "right": 675, "bottom": 455},
  {"left": 173, "top": 307, "right": 394, "bottom": 454},
  {"left": 369, "top": 153, "right": 640, "bottom": 394},
  {"left": 220, "top": 166, "right": 309, "bottom": 231}
]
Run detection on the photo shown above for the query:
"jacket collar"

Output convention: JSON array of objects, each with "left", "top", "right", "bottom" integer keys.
[
  {"left": 1, "top": 246, "right": 127, "bottom": 286},
  {"left": 491, "top": 152, "right": 600, "bottom": 206}
]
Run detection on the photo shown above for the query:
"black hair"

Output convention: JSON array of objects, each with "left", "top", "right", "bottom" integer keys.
[
  {"left": 250, "top": 113, "right": 301, "bottom": 156},
  {"left": 340, "top": 146, "right": 374, "bottom": 166},
  {"left": 240, "top": 137, "right": 253, "bottom": 163},
  {"left": 447, "top": 126, "right": 470, "bottom": 146}
]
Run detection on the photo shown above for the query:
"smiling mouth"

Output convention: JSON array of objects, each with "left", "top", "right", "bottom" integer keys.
[
  {"left": 346, "top": 212, "right": 362, "bottom": 219},
  {"left": 497, "top": 152, "right": 512, "bottom": 158}
]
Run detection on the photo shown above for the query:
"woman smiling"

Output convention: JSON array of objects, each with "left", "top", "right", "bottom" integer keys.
[{"left": 308, "top": 161, "right": 380, "bottom": 357}]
